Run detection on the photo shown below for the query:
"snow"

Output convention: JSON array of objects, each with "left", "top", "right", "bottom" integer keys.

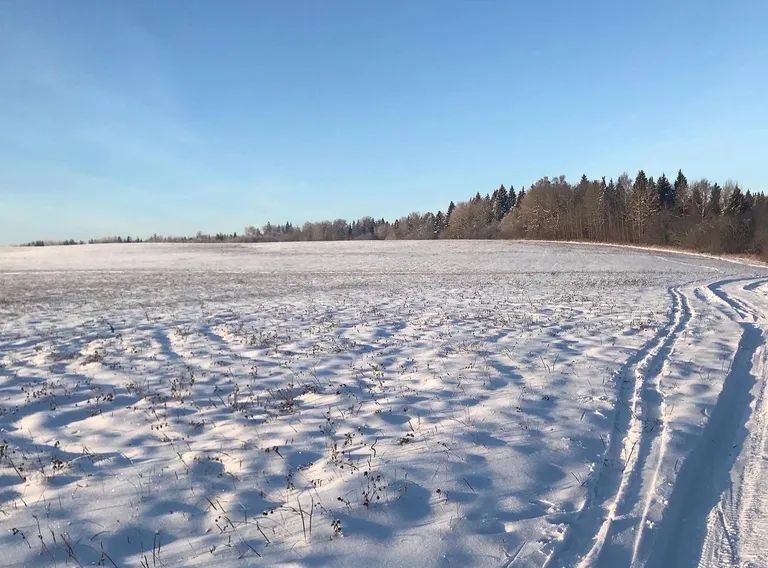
[{"left": 1, "top": 241, "right": 766, "bottom": 567}]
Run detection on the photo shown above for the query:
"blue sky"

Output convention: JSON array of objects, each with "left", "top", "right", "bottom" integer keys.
[{"left": 1, "top": 1, "right": 767, "bottom": 243}]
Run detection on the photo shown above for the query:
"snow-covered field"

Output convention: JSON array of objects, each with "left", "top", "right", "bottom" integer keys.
[{"left": 1, "top": 241, "right": 767, "bottom": 567}]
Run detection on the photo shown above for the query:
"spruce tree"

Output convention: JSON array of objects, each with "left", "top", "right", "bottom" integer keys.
[
  {"left": 506, "top": 186, "right": 517, "bottom": 213},
  {"left": 446, "top": 201, "right": 456, "bottom": 225},
  {"left": 724, "top": 186, "right": 747, "bottom": 216},
  {"left": 709, "top": 184, "right": 722, "bottom": 215},
  {"left": 494, "top": 185, "right": 509, "bottom": 220},
  {"left": 674, "top": 170, "right": 688, "bottom": 211},
  {"left": 690, "top": 184, "right": 705, "bottom": 217},
  {"left": 657, "top": 173, "right": 674, "bottom": 208},
  {"left": 434, "top": 211, "right": 445, "bottom": 235},
  {"left": 630, "top": 170, "right": 659, "bottom": 241},
  {"left": 634, "top": 170, "right": 648, "bottom": 192},
  {"left": 745, "top": 190, "right": 755, "bottom": 210},
  {"left": 648, "top": 176, "right": 657, "bottom": 199}
]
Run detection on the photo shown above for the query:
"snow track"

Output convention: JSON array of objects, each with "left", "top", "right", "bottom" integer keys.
[
  {"left": 547, "top": 288, "right": 691, "bottom": 567},
  {"left": 549, "top": 273, "right": 768, "bottom": 568},
  {"left": 645, "top": 320, "right": 762, "bottom": 567},
  {"left": 707, "top": 277, "right": 762, "bottom": 321},
  {"left": 689, "top": 278, "right": 768, "bottom": 568}
]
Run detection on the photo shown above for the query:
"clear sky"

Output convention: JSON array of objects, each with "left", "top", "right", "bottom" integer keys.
[{"left": 1, "top": 1, "right": 767, "bottom": 244}]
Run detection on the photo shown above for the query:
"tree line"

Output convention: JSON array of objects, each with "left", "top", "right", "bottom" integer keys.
[{"left": 26, "top": 170, "right": 767, "bottom": 259}]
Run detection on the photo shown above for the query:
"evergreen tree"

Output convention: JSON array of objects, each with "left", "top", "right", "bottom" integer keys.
[
  {"left": 629, "top": 170, "right": 659, "bottom": 241},
  {"left": 745, "top": 190, "right": 755, "bottom": 210},
  {"left": 721, "top": 185, "right": 753, "bottom": 252},
  {"left": 709, "top": 184, "right": 722, "bottom": 215},
  {"left": 446, "top": 201, "right": 456, "bottom": 225},
  {"left": 493, "top": 185, "right": 509, "bottom": 221},
  {"left": 690, "top": 184, "right": 705, "bottom": 217},
  {"left": 674, "top": 170, "right": 688, "bottom": 211},
  {"left": 648, "top": 177, "right": 659, "bottom": 211},
  {"left": 506, "top": 186, "right": 517, "bottom": 213},
  {"left": 434, "top": 211, "right": 446, "bottom": 235},
  {"left": 724, "top": 186, "right": 748, "bottom": 216},
  {"left": 634, "top": 170, "right": 648, "bottom": 192},
  {"left": 657, "top": 173, "right": 675, "bottom": 208}
]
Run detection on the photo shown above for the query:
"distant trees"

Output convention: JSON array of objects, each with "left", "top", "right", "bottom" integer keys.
[
  {"left": 464, "top": 170, "right": 764, "bottom": 258},
  {"left": 26, "top": 169, "right": 768, "bottom": 260},
  {"left": 497, "top": 171, "right": 765, "bottom": 258},
  {"left": 23, "top": 237, "right": 120, "bottom": 247},
  {"left": 444, "top": 197, "right": 494, "bottom": 239}
]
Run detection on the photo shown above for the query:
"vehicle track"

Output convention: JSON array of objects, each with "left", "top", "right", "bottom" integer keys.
[
  {"left": 694, "top": 279, "right": 768, "bottom": 568},
  {"left": 646, "top": 277, "right": 767, "bottom": 568},
  {"left": 707, "top": 277, "right": 763, "bottom": 321},
  {"left": 544, "top": 287, "right": 691, "bottom": 567},
  {"left": 545, "top": 276, "right": 768, "bottom": 568}
]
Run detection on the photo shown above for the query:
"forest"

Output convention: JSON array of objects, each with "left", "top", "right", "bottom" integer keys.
[{"left": 28, "top": 170, "right": 767, "bottom": 259}]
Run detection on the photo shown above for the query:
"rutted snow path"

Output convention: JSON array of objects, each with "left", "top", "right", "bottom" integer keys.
[
  {"left": 547, "top": 271, "right": 768, "bottom": 568},
  {"left": 547, "top": 288, "right": 692, "bottom": 567},
  {"left": 680, "top": 277, "right": 768, "bottom": 568}
]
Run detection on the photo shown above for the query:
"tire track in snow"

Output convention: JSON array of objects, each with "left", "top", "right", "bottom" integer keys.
[
  {"left": 695, "top": 279, "right": 768, "bottom": 568},
  {"left": 724, "top": 344, "right": 768, "bottom": 568},
  {"left": 646, "top": 277, "right": 766, "bottom": 568},
  {"left": 544, "top": 287, "right": 690, "bottom": 568},
  {"left": 628, "top": 289, "right": 692, "bottom": 566},
  {"left": 707, "top": 277, "right": 763, "bottom": 322}
]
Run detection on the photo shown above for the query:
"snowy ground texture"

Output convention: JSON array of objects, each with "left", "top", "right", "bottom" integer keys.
[{"left": 1, "top": 241, "right": 767, "bottom": 567}]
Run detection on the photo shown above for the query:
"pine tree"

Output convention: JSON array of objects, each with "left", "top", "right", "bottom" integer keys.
[
  {"left": 690, "top": 184, "right": 705, "bottom": 217},
  {"left": 674, "top": 170, "right": 688, "bottom": 212},
  {"left": 709, "top": 184, "right": 722, "bottom": 216},
  {"left": 722, "top": 185, "right": 753, "bottom": 252},
  {"left": 493, "top": 185, "right": 509, "bottom": 221},
  {"left": 745, "top": 190, "right": 755, "bottom": 210},
  {"left": 505, "top": 186, "right": 517, "bottom": 213},
  {"left": 629, "top": 170, "right": 659, "bottom": 241},
  {"left": 634, "top": 170, "right": 648, "bottom": 192},
  {"left": 434, "top": 211, "right": 446, "bottom": 235},
  {"left": 657, "top": 173, "right": 675, "bottom": 208},
  {"left": 446, "top": 201, "right": 456, "bottom": 225},
  {"left": 724, "top": 186, "right": 747, "bottom": 216}
]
